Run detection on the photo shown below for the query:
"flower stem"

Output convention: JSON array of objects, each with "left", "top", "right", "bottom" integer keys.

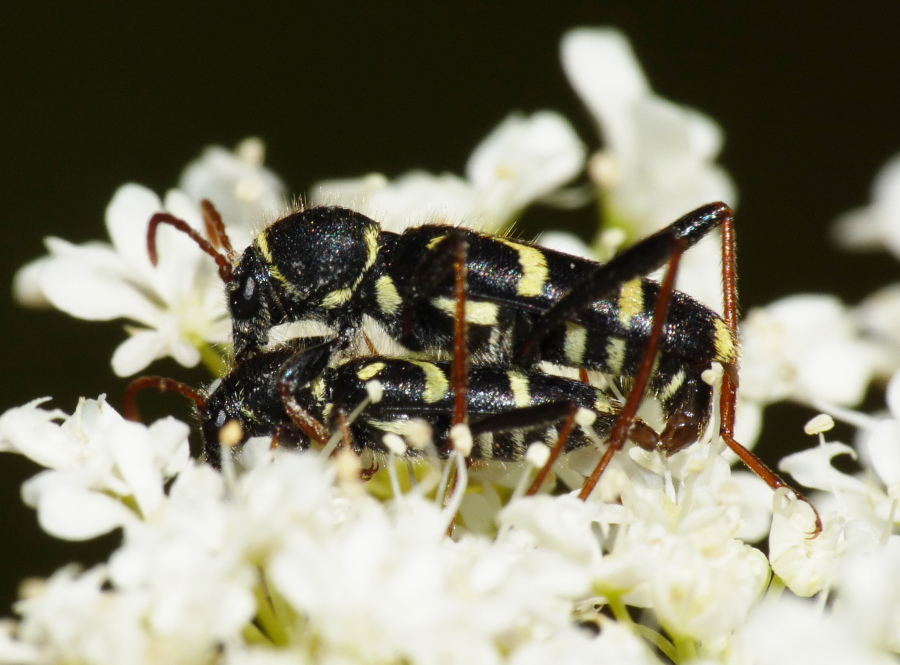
[{"left": 198, "top": 341, "right": 230, "bottom": 377}]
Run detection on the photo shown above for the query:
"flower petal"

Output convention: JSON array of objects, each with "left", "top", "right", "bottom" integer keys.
[
  {"left": 0, "top": 399, "right": 73, "bottom": 469},
  {"left": 768, "top": 489, "right": 842, "bottom": 596},
  {"left": 39, "top": 255, "right": 161, "bottom": 324},
  {"left": 466, "top": 111, "right": 586, "bottom": 223},
  {"left": 178, "top": 138, "right": 287, "bottom": 238},
  {"left": 12, "top": 256, "right": 53, "bottom": 307},
  {"left": 832, "top": 154, "right": 900, "bottom": 258},
  {"left": 111, "top": 330, "right": 167, "bottom": 377},
  {"left": 35, "top": 484, "right": 136, "bottom": 540},
  {"left": 862, "top": 419, "right": 900, "bottom": 491},
  {"left": 104, "top": 183, "right": 164, "bottom": 277},
  {"left": 561, "top": 28, "right": 648, "bottom": 153},
  {"left": 110, "top": 420, "right": 166, "bottom": 518}
]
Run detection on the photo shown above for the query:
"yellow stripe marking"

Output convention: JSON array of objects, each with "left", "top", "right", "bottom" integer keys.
[
  {"left": 617, "top": 278, "right": 644, "bottom": 328},
  {"left": 497, "top": 239, "right": 549, "bottom": 297},
  {"left": 507, "top": 371, "right": 531, "bottom": 408},
  {"left": 432, "top": 297, "right": 499, "bottom": 326},
  {"left": 364, "top": 225, "right": 380, "bottom": 269},
  {"left": 713, "top": 318, "right": 737, "bottom": 364},
  {"left": 408, "top": 361, "right": 449, "bottom": 403},
  {"left": 375, "top": 275, "right": 403, "bottom": 315},
  {"left": 256, "top": 228, "right": 273, "bottom": 262},
  {"left": 606, "top": 338, "right": 627, "bottom": 374},
  {"left": 357, "top": 362, "right": 386, "bottom": 382},
  {"left": 259, "top": 230, "right": 303, "bottom": 298},
  {"left": 320, "top": 288, "right": 354, "bottom": 308},
  {"left": 426, "top": 234, "right": 447, "bottom": 250},
  {"left": 658, "top": 369, "right": 686, "bottom": 401},
  {"left": 268, "top": 263, "right": 305, "bottom": 297},
  {"left": 563, "top": 322, "right": 588, "bottom": 365}
]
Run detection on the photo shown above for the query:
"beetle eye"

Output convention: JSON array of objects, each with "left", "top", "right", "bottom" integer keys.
[{"left": 230, "top": 273, "right": 259, "bottom": 319}]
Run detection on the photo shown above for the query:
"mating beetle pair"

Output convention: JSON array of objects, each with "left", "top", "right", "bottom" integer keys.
[{"left": 129, "top": 199, "right": 818, "bottom": 529}]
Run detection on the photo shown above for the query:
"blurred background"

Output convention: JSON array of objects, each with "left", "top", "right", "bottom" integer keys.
[{"left": 2, "top": 3, "right": 900, "bottom": 611}]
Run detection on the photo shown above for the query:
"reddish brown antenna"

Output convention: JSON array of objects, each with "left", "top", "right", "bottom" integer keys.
[
  {"left": 147, "top": 200, "right": 236, "bottom": 283},
  {"left": 200, "top": 200, "right": 238, "bottom": 261},
  {"left": 124, "top": 376, "right": 206, "bottom": 423}
]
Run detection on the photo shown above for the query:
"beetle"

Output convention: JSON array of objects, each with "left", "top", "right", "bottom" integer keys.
[
  {"left": 149, "top": 202, "right": 734, "bottom": 455},
  {"left": 125, "top": 337, "right": 649, "bottom": 470},
  {"left": 146, "top": 201, "right": 821, "bottom": 533}
]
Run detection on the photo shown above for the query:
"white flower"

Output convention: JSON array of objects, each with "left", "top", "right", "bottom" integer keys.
[
  {"left": 862, "top": 370, "right": 900, "bottom": 493},
  {"left": 509, "top": 620, "right": 662, "bottom": 665},
  {"left": 778, "top": 369, "right": 900, "bottom": 533},
  {"left": 837, "top": 536, "right": 900, "bottom": 654},
  {"left": 466, "top": 111, "right": 587, "bottom": 222},
  {"left": 739, "top": 294, "right": 879, "bottom": 408},
  {"left": 499, "top": 494, "right": 606, "bottom": 569},
  {"left": 9, "top": 562, "right": 228, "bottom": 665},
  {"left": 560, "top": 28, "right": 736, "bottom": 237},
  {"left": 735, "top": 594, "right": 896, "bottom": 665},
  {"left": 5, "top": 427, "right": 647, "bottom": 664},
  {"left": 528, "top": 445, "right": 771, "bottom": 644},
  {"left": 833, "top": 154, "right": 900, "bottom": 258},
  {"left": 833, "top": 156, "right": 900, "bottom": 376},
  {"left": 768, "top": 488, "right": 844, "bottom": 597},
  {"left": 15, "top": 185, "right": 230, "bottom": 375},
  {"left": 13, "top": 141, "right": 286, "bottom": 376},
  {"left": 0, "top": 619, "right": 40, "bottom": 664},
  {"left": 179, "top": 137, "right": 287, "bottom": 246},
  {"left": 855, "top": 283, "right": 900, "bottom": 374},
  {"left": 108, "top": 463, "right": 257, "bottom": 652},
  {"left": 11, "top": 566, "right": 156, "bottom": 665},
  {"left": 560, "top": 28, "right": 736, "bottom": 311},
  {"left": 601, "top": 467, "right": 770, "bottom": 642},
  {"left": 313, "top": 170, "right": 479, "bottom": 231},
  {"left": 269, "top": 489, "right": 589, "bottom": 664},
  {"left": 0, "top": 397, "right": 189, "bottom": 539},
  {"left": 311, "top": 111, "right": 586, "bottom": 232},
  {"left": 771, "top": 374, "right": 900, "bottom": 599}
]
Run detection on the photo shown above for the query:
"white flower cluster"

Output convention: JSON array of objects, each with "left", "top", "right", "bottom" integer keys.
[
  {"left": 0, "top": 401, "right": 657, "bottom": 665},
  {"left": 4, "top": 25, "right": 900, "bottom": 665},
  {"left": 312, "top": 110, "right": 587, "bottom": 234},
  {"left": 14, "top": 138, "right": 286, "bottom": 377}
]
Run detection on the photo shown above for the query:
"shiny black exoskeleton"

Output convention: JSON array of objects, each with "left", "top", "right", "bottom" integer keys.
[
  {"left": 199, "top": 340, "right": 630, "bottom": 468},
  {"left": 153, "top": 202, "right": 737, "bottom": 454}
]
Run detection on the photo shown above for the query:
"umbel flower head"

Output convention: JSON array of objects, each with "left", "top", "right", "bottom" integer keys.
[
  {"left": 311, "top": 110, "right": 586, "bottom": 234},
  {"left": 14, "top": 139, "right": 286, "bottom": 377},
  {"left": 3, "top": 26, "right": 900, "bottom": 665}
]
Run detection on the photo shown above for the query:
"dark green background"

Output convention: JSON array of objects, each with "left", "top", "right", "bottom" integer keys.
[{"left": 2, "top": 3, "right": 899, "bottom": 612}]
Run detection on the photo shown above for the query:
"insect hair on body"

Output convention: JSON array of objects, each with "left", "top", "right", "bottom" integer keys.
[
  {"left": 149, "top": 203, "right": 731, "bottom": 447},
  {"left": 124, "top": 338, "right": 634, "bottom": 479},
  {"left": 145, "top": 201, "right": 822, "bottom": 534}
]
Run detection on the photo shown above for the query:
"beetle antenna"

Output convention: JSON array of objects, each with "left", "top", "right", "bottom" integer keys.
[
  {"left": 200, "top": 200, "right": 238, "bottom": 263},
  {"left": 148, "top": 212, "right": 234, "bottom": 282},
  {"left": 124, "top": 375, "right": 206, "bottom": 422}
]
